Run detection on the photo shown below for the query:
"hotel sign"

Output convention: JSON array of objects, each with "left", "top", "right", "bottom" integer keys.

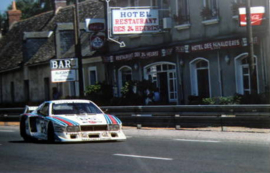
[{"left": 112, "top": 9, "right": 159, "bottom": 34}]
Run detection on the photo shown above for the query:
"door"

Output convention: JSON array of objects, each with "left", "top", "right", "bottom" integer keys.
[
  {"left": 168, "top": 71, "right": 178, "bottom": 102},
  {"left": 197, "top": 69, "right": 210, "bottom": 98},
  {"left": 36, "top": 103, "right": 50, "bottom": 139},
  {"left": 158, "top": 72, "right": 168, "bottom": 103}
]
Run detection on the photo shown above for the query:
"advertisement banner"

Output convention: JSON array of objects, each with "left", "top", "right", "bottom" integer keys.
[
  {"left": 112, "top": 9, "right": 159, "bottom": 34},
  {"left": 51, "top": 69, "right": 77, "bottom": 83},
  {"left": 239, "top": 6, "right": 265, "bottom": 26}
]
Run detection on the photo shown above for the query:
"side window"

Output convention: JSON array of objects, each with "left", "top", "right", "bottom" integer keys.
[{"left": 39, "top": 103, "right": 50, "bottom": 116}]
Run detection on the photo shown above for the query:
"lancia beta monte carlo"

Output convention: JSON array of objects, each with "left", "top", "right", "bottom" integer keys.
[{"left": 20, "top": 100, "right": 126, "bottom": 142}]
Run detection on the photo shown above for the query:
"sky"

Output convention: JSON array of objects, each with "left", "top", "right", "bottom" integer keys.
[{"left": 0, "top": 0, "right": 14, "bottom": 14}]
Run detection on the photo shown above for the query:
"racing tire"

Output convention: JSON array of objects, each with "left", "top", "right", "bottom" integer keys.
[
  {"left": 47, "top": 123, "right": 55, "bottom": 143},
  {"left": 20, "top": 117, "right": 33, "bottom": 142}
]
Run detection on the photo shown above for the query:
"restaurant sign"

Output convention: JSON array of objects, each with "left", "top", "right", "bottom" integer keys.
[
  {"left": 112, "top": 9, "right": 159, "bottom": 34},
  {"left": 103, "top": 48, "right": 173, "bottom": 63}
]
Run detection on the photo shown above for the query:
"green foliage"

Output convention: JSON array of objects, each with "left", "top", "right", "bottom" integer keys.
[
  {"left": 85, "top": 83, "right": 101, "bottom": 95},
  {"left": 202, "top": 97, "right": 216, "bottom": 105},
  {"left": 120, "top": 82, "right": 130, "bottom": 98},
  {"left": 202, "top": 96, "right": 241, "bottom": 105},
  {"left": 85, "top": 82, "right": 113, "bottom": 106}
]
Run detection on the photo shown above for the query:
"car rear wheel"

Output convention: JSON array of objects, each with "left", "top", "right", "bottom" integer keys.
[{"left": 47, "top": 123, "right": 55, "bottom": 143}]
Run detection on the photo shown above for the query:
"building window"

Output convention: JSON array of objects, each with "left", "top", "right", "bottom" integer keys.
[
  {"left": 88, "top": 67, "right": 98, "bottom": 85},
  {"left": 44, "top": 78, "right": 50, "bottom": 101},
  {"left": 201, "top": 0, "right": 218, "bottom": 20},
  {"left": 231, "top": 0, "right": 246, "bottom": 16},
  {"left": 144, "top": 62, "right": 177, "bottom": 103},
  {"left": 24, "top": 80, "right": 30, "bottom": 102},
  {"left": 69, "top": 82, "right": 79, "bottom": 97},
  {"left": 174, "top": 0, "right": 189, "bottom": 25},
  {"left": 129, "top": 0, "right": 157, "bottom": 7},
  {"left": 190, "top": 58, "right": 211, "bottom": 98},
  {"left": 235, "top": 53, "right": 258, "bottom": 95},
  {"left": 118, "top": 66, "right": 132, "bottom": 95}
]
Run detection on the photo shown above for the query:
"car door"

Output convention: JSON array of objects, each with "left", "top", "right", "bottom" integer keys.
[{"left": 36, "top": 103, "right": 50, "bottom": 139}]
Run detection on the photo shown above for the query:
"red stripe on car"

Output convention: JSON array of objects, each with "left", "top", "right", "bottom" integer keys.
[
  {"left": 108, "top": 114, "right": 117, "bottom": 124},
  {"left": 54, "top": 117, "right": 73, "bottom": 126}
]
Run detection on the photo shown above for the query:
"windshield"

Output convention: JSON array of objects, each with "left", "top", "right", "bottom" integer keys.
[{"left": 52, "top": 103, "right": 103, "bottom": 115}]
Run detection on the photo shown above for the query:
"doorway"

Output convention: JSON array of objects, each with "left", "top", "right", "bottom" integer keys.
[{"left": 144, "top": 62, "right": 177, "bottom": 103}]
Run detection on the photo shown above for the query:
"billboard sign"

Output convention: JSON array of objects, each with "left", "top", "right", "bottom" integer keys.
[
  {"left": 85, "top": 18, "right": 105, "bottom": 32},
  {"left": 112, "top": 9, "right": 159, "bottom": 34},
  {"left": 90, "top": 35, "right": 105, "bottom": 50},
  {"left": 239, "top": 6, "right": 265, "bottom": 26},
  {"left": 50, "top": 58, "right": 78, "bottom": 83}
]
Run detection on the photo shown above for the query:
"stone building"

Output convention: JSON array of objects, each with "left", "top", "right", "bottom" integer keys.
[
  {"left": 0, "top": 0, "right": 269, "bottom": 106},
  {"left": 103, "top": 0, "right": 269, "bottom": 104},
  {"left": 0, "top": 0, "right": 105, "bottom": 105}
]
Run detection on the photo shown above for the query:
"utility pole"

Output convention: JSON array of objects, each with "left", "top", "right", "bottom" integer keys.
[
  {"left": 74, "top": 0, "right": 84, "bottom": 98},
  {"left": 246, "top": 0, "right": 257, "bottom": 95}
]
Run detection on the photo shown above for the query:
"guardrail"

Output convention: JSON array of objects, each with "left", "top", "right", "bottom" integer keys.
[
  {"left": 1, "top": 105, "right": 270, "bottom": 128},
  {"left": 102, "top": 105, "right": 270, "bottom": 128}
]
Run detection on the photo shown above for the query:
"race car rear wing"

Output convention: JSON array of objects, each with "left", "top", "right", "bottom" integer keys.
[{"left": 23, "top": 106, "right": 38, "bottom": 114}]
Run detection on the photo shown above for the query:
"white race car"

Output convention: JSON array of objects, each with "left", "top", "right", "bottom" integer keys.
[{"left": 20, "top": 100, "right": 126, "bottom": 142}]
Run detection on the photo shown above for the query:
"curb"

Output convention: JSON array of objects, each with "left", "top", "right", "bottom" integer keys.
[{"left": 0, "top": 122, "right": 20, "bottom": 126}]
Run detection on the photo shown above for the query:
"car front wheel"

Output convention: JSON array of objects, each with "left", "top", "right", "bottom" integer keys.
[{"left": 47, "top": 123, "right": 55, "bottom": 143}]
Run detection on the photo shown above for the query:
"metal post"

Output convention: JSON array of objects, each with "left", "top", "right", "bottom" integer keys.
[
  {"left": 246, "top": 0, "right": 257, "bottom": 95},
  {"left": 75, "top": 0, "right": 84, "bottom": 98}
]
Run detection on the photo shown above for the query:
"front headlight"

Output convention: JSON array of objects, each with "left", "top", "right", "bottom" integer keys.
[
  {"left": 66, "top": 126, "right": 80, "bottom": 132},
  {"left": 108, "top": 124, "right": 120, "bottom": 131}
]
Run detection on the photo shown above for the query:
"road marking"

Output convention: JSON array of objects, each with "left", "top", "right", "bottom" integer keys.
[
  {"left": 174, "top": 139, "right": 220, "bottom": 143},
  {"left": 114, "top": 154, "right": 173, "bottom": 161},
  {"left": 0, "top": 130, "right": 15, "bottom": 132}
]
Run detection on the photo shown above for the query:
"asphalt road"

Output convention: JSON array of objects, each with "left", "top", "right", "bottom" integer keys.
[{"left": 0, "top": 126, "right": 269, "bottom": 173}]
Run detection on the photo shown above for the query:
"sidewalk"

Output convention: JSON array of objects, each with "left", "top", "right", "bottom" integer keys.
[
  {"left": 0, "top": 121, "right": 20, "bottom": 126},
  {"left": 124, "top": 126, "right": 270, "bottom": 133}
]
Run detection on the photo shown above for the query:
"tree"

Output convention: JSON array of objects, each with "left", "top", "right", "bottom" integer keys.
[
  {"left": 7, "top": 0, "right": 87, "bottom": 20},
  {"left": 7, "top": 0, "right": 44, "bottom": 19},
  {"left": 0, "top": 12, "right": 7, "bottom": 35}
]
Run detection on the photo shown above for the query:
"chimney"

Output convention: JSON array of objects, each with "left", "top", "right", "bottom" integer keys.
[
  {"left": 53, "top": 0, "right": 67, "bottom": 11},
  {"left": 7, "top": 1, "right": 21, "bottom": 28}
]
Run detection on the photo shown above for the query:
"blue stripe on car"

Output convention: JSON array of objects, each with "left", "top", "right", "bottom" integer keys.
[
  {"left": 114, "top": 116, "right": 122, "bottom": 124},
  {"left": 104, "top": 114, "right": 112, "bottom": 124}
]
